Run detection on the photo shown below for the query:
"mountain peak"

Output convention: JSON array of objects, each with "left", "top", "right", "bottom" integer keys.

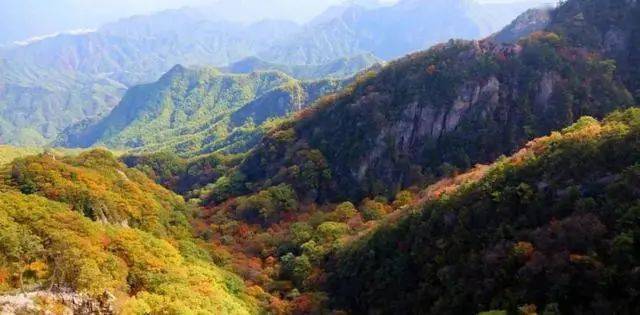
[{"left": 161, "top": 64, "right": 189, "bottom": 79}]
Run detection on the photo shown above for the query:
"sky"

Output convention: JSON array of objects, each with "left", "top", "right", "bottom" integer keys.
[{"left": 0, "top": 0, "right": 547, "bottom": 45}]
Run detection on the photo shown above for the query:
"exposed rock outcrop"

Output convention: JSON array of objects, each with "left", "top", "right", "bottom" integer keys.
[
  {"left": 0, "top": 290, "right": 115, "bottom": 315},
  {"left": 240, "top": 36, "right": 633, "bottom": 201},
  {"left": 491, "top": 7, "right": 553, "bottom": 43}
]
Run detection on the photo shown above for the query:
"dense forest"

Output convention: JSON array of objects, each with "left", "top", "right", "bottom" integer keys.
[
  {"left": 219, "top": 0, "right": 639, "bottom": 204},
  {"left": 56, "top": 67, "right": 347, "bottom": 156},
  {"left": 0, "top": 150, "right": 261, "bottom": 313},
  {"left": 2, "top": 0, "right": 640, "bottom": 314},
  {"left": 330, "top": 108, "right": 640, "bottom": 314}
]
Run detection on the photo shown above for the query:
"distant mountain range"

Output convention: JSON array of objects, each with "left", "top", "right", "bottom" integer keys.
[
  {"left": 261, "top": 0, "right": 552, "bottom": 64},
  {"left": 0, "top": 0, "right": 548, "bottom": 146}
]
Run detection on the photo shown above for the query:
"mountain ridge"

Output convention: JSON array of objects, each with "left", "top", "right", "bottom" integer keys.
[
  {"left": 329, "top": 106, "right": 640, "bottom": 313},
  {"left": 55, "top": 65, "right": 348, "bottom": 155},
  {"left": 0, "top": 0, "right": 547, "bottom": 146}
]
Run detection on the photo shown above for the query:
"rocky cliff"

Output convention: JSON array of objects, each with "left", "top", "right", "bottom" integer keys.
[
  {"left": 0, "top": 290, "right": 114, "bottom": 315},
  {"left": 235, "top": 34, "right": 632, "bottom": 202}
]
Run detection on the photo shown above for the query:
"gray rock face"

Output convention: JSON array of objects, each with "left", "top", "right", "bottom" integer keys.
[
  {"left": 603, "top": 28, "right": 628, "bottom": 53},
  {"left": 491, "top": 7, "right": 552, "bottom": 44},
  {"left": 355, "top": 73, "right": 503, "bottom": 188},
  {"left": 0, "top": 290, "right": 115, "bottom": 315},
  {"left": 535, "top": 72, "right": 560, "bottom": 111}
]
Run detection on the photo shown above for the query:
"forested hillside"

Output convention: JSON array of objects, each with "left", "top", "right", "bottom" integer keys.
[
  {"left": 3, "top": 0, "right": 640, "bottom": 314},
  {"left": 547, "top": 0, "right": 640, "bottom": 102},
  {"left": 0, "top": 149, "right": 261, "bottom": 313},
  {"left": 56, "top": 66, "right": 346, "bottom": 155},
  {"left": 224, "top": 54, "right": 383, "bottom": 80},
  {"left": 0, "top": 59, "right": 126, "bottom": 146},
  {"left": 0, "top": 0, "right": 540, "bottom": 146},
  {"left": 198, "top": 0, "right": 638, "bottom": 206},
  {"left": 233, "top": 33, "right": 632, "bottom": 203},
  {"left": 168, "top": 1, "right": 639, "bottom": 313},
  {"left": 329, "top": 107, "right": 640, "bottom": 314}
]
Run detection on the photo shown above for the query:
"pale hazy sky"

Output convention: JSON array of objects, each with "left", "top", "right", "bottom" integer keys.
[{"left": 0, "top": 0, "right": 548, "bottom": 45}]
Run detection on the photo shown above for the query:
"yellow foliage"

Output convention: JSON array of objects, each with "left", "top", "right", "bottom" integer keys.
[
  {"left": 26, "top": 260, "right": 49, "bottom": 279},
  {"left": 0, "top": 188, "right": 259, "bottom": 313},
  {"left": 6, "top": 149, "right": 188, "bottom": 238}
]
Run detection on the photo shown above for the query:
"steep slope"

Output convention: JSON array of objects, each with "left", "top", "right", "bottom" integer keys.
[
  {"left": 56, "top": 66, "right": 346, "bottom": 155},
  {"left": 491, "top": 7, "right": 553, "bottom": 44},
  {"left": 234, "top": 34, "right": 632, "bottom": 203},
  {"left": 0, "top": 1, "right": 544, "bottom": 145},
  {"left": 329, "top": 107, "right": 640, "bottom": 314},
  {"left": 546, "top": 0, "right": 640, "bottom": 101},
  {"left": 0, "top": 149, "right": 260, "bottom": 313}
]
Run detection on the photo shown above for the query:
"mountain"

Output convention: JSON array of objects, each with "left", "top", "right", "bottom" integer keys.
[
  {"left": 0, "top": 149, "right": 260, "bottom": 313},
  {"left": 203, "top": 0, "right": 640, "bottom": 204},
  {"left": 491, "top": 7, "right": 553, "bottom": 44},
  {"left": 259, "top": 0, "right": 551, "bottom": 64},
  {"left": 329, "top": 107, "right": 640, "bottom": 314},
  {"left": 224, "top": 54, "right": 383, "bottom": 80},
  {"left": 55, "top": 66, "right": 347, "bottom": 155},
  {"left": 0, "top": 9, "right": 303, "bottom": 147},
  {"left": 547, "top": 0, "right": 640, "bottom": 101},
  {"left": 3, "top": 11, "right": 302, "bottom": 85},
  {"left": 0, "top": 57, "right": 126, "bottom": 146},
  {"left": 232, "top": 35, "right": 632, "bottom": 203},
  {"left": 4, "top": 0, "right": 640, "bottom": 313},
  {"left": 308, "top": 0, "right": 392, "bottom": 26},
  {"left": 0, "top": 0, "right": 545, "bottom": 146},
  {"left": 177, "top": 2, "right": 639, "bottom": 311}
]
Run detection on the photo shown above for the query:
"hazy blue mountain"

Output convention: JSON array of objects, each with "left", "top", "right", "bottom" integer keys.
[
  {"left": 259, "top": 0, "right": 550, "bottom": 64},
  {"left": 0, "top": 57, "right": 126, "bottom": 146},
  {"left": 0, "top": 10, "right": 304, "bottom": 146}
]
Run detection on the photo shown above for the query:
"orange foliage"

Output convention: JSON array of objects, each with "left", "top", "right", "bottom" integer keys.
[
  {"left": 519, "top": 304, "right": 538, "bottom": 315},
  {"left": 514, "top": 241, "right": 535, "bottom": 259},
  {"left": 290, "top": 294, "right": 314, "bottom": 314},
  {"left": 268, "top": 296, "right": 288, "bottom": 315},
  {"left": 0, "top": 267, "right": 9, "bottom": 284},
  {"left": 238, "top": 223, "right": 251, "bottom": 238}
]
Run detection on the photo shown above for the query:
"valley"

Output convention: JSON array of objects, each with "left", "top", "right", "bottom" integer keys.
[{"left": 1, "top": 0, "right": 639, "bottom": 314}]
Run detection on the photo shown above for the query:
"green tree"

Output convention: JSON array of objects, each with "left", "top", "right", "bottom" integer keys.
[
  {"left": 280, "top": 253, "right": 312, "bottom": 287},
  {"left": 329, "top": 202, "right": 358, "bottom": 222},
  {"left": 0, "top": 223, "right": 44, "bottom": 293},
  {"left": 360, "top": 199, "right": 388, "bottom": 221},
  {"left": 316, "top": 222, "right": 349, "bottom": 242}
]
